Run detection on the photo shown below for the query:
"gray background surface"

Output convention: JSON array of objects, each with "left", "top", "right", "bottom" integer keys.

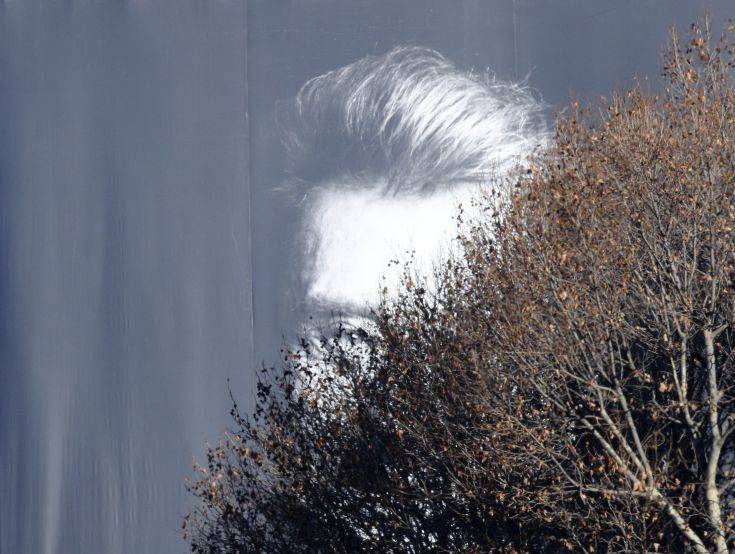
[
  {"left": 0, "top": 3, "right": 250, "bottom": 553},
  {"left": 1, "top": 1, "right": 733, "bottom": 552}
]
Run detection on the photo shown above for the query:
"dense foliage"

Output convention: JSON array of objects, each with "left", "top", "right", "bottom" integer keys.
[{"left": 186, "top": 20, "right": 735, "bottom": 552}]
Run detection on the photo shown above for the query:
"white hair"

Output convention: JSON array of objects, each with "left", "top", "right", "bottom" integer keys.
[{"left": 281, "top": 46, "right": 548, "bottom": 194}]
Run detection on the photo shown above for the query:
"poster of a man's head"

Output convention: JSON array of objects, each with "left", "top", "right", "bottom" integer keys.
[
  {"left": 279, "top": 46, "right": 547, "bottom": 327},
  {"left": 4, "top": 3, "right": 735, "bottom": 553}
]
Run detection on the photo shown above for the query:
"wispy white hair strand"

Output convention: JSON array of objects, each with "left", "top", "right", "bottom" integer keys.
[{"left": 280, "top": 46, "right": 548, "bottom": 193}]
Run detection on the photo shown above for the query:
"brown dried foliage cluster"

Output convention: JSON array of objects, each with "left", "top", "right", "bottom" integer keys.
[{"left": 186, "top": 20, "right": 735, "bottom": 553}]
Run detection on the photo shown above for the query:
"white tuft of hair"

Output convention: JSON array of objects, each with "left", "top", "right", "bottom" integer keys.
[{"left": 281, "top": 46, "right": 548, "bottom": 194}]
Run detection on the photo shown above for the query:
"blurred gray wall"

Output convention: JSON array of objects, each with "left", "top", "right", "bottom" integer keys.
[
  {"left": 0, "top": 2, "right": 251, "bottom": 553},
  {"left": 2, "top": 1, "right": 735, "bottom": 553}
]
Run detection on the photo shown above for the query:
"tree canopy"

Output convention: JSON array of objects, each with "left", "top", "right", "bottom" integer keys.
[{"left": 186, "top": 19, "right": 735, "bottom": 553}]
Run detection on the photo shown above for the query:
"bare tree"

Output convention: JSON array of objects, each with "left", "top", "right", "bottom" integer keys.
[
  {"left": 449, "top": 18, "right": 735, "bottom": 552},
  {"left": 186, "top": 18, "right": 735, "bottom": 553}
]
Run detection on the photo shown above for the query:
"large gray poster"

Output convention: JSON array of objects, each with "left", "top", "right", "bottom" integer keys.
[
  {"left": 1, "top": 1, "right": 733, "bottom": 552},
  {"left": 0, "top": 3, "right": 250, "bottom": 553}
]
